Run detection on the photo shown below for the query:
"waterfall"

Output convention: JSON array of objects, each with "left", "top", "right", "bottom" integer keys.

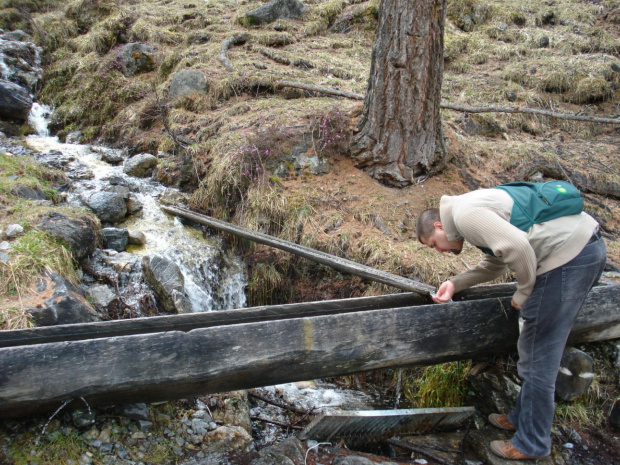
[{"left": 28, "top": 103, "right": 52, "bottom": 137}]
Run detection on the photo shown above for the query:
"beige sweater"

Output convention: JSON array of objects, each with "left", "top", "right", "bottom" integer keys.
[{"left": 440, "top": 188, "right": 598, "bottom": 306}]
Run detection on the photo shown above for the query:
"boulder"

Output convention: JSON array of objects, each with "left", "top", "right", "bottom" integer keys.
[
  {"left": 245, "top": 0, "right": 306, "bottom": 26},
  {"left": 0, "top": 79, "right": 32, "bottom": 120},
  {"left": 466, "top": 365, "right": 520, "bottom": 416},
  {"left": 10, "top": 184, "right": 47, "bottom": 200},
  {"left": 123, "top": 153, "right": 158, "bottom": 178},
  {"left": 116, "top": 403, "right": 150, "bottom": 421},
  {"left": 119, "top": 43, "right": 156, "bottom": 77},
  {"left": 126, "top": 193, "right": 144, "bottom": 215},
  {"left": 102, "top": 227, "right": 129, "bottom": 252},
  {"left": 87, "top": 284, "right": 119, "bottom": 309},
  {"left": 252, "top": 437, "right": 306, "bottom": 465},
  {"left": 142, "top": 254, "right": 191, "bottom": 313},
  {"left": 128, "top": 230, "right": 146, "bottom": 246},
  {"left": 168, "top": 70, "right": 209, "bottom": 100},
  {"left": 202, "top": 425, "right": 253, "bottom": 454},
  {"left": 37, "top": 212, "right": 99, "bottom": 261},
  {"left": 82, "top": 191, "right": 127, "bottom": 223},
  {"left": 0, "top": 30, "right": 27, "bottom": 41},
  {"left": 93, "top": 146, "right": 125, "bottom": 165},
  {"left": 27, "top": 272, "right": 101, "bottom": 326}
]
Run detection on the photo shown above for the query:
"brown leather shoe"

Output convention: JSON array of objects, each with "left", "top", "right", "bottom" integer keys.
[
  {"left": 489, "top": 440, "right": 536, "bottom": 460},
  {"left": 488, "top": 413, "right": 517, "bottom": 431}
]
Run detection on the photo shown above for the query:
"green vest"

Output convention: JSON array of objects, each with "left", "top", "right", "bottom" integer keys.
[{"left": 476, "top": 181, "right": 584, "bottom": 256}]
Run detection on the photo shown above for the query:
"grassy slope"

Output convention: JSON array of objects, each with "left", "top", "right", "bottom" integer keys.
[{"left": 0, "top": 0, "right": 618, "bottom": 431}]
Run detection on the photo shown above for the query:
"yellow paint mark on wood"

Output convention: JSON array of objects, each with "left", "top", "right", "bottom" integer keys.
[{"left": 304, "top": 319, "right": 314, "bottom": 351}]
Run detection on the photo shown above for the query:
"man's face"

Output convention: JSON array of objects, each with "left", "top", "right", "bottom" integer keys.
[{"left": 422, "top": 223, "right": 464, "bottom": 255}]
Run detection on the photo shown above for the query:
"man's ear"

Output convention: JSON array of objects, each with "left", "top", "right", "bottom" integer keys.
[{"left": 433, "top": 221, "right": 443, "bottom": 231}]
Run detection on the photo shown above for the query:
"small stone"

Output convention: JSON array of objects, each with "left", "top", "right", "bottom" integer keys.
[
  {"left": 563, "top": 442, "right": 574, "bottom": 449},
  {"left": 131, "top": 432, "right": 147, "bottom": 440},
  {"left": 0, "top": 251, "right": 9, "bottom": 263},
  {"left": 414, "top": 460, "right": 428, "bottom": 464},
  {"left": 176, "top": 437, "right": 185, "bottom": 446},
  {"left": 0, "top": 241, "right": 10, "bottom": 250},
  {"left": 5, "top": 224, "right": 24, "bottom": 239},
  {"left": 99, "top": 443, "right": 114, "bottom": 453},
  {"left": 611, "top": 63, "right": 620, "bottom": 73},
  {"left": 89, "top": 440, "right": 102, "bottom": 448},
  {"left": 539, "top": 36, "right": 550, "bottom": 48},
  {"left": 173, "top": 446, "right": 183, "bottom": 456},
  {"left": 506, "top": 91, "right": 517, "bottom": 102},
  {"left": 138, "top": 420, "right": 153, "bottom": 431},
  {"left": 208, "top": 422, "right": 218, "bottom": 431}
]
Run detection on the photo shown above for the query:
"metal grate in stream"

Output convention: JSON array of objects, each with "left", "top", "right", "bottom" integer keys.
[{"left": 299, "top": 407, "right": 475, "bottom": 441}]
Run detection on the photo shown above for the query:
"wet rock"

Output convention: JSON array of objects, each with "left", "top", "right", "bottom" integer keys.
[
  {"left": 169, "top": 70, "right": 209, "bottom": 100},
  {"left": 28, "top": 272, "right": 100, "bottom": 326},
  {"left": 82, "top": 191, "right": 127, "bottom": 223},
  {"left": 466, "top": 365, "right": 520, "bottom": 416},
  {"left": 123, "top": 153, "right": 158, "bottom": 178},
  {"left": 10, "top": 184, "right": 47, "bottom": 200},
  {"left": 72, "top": 408, "right": 96, "bottom": 429},
  {"left": 102, "top": 227, "right": 129, "bottom": 252},
  {"left": 0, "top": 79, "right": 32, "bottom": 120},
  {"left": 0, "top": 30, "right": 27, "bottom": 41},
  {"left": 87, "top": 284, "right": 119, "bottom": 309},
  {"left": 128, "top": 230, "right": 146, "bottom": 246},
  {"left": 119, "top": 43, "right": 156, "bottom": 77},
  {"left": 0, "top": 250, "right": 9, "bottom": 263},
  {"left": 159, "top": 189, "right": 189, "bottom": 207},
  {"left": 4, "top": 223, "right": 23, "bottom": 238},
  {"left": 37, "top": 212, "right": 100, "bottom": 261},
  {"left": 116, "top": 403, "right": 150, "bottom": 422},
  {"left": 138, "top": 420, "right": 153, "bottom": 431},
  {"left": 126, "top": 193, "right": 144, "bottom": 215},
  {"left": 142, "top": 254, "right": 190, "bottom": 313},
  {"left": 203, "top": 425, "right": 253, "bottom": 453},
  {"left": 93, "top": 146, "right": 125, "bottom": 165},
  {"left": 245, "top": 0, "right": 306, "bottom": 26}
]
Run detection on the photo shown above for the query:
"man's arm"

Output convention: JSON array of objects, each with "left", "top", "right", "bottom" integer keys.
[{"left": 452, "top": 207, "right": 538, "bottom": 307}]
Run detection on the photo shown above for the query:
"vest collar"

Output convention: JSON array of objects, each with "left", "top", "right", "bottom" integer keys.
[{"left": 439, "top": 195, "right": 463, "bottom": 241}]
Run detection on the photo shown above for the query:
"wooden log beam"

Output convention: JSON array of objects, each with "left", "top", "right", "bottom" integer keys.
[
  {"left": 161, "top": 205, "right": 436, "bottom": 295},
  {"left": 0, "top": 282, "right": 618, "bottom": 419}
]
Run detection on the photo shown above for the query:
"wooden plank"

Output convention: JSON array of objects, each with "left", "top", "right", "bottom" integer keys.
[
  {"left": 161, "top": 205, "right": 436, "bottom": 295},
  {"left": 0, "top": 292, "right": 428, "bottom": 348},
  {"left": 1, "top": 282, "right": 618, "bottom": 419},
  {"left": 0, "top": 284, "right": 518, "bottom": 349}
]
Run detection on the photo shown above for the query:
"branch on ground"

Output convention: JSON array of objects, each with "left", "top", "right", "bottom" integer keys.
[{"left": 274, "top": 81, "right": 620, "bottom": 125}]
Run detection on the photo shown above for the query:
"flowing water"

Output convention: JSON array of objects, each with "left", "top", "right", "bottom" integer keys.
[{"left": 26, "top": 104, "right": 246, "bottom": 312}]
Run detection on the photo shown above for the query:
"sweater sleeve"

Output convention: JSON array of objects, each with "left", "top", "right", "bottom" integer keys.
[{"left": 449, "top": 207, "right": 538, "bottom": 306}]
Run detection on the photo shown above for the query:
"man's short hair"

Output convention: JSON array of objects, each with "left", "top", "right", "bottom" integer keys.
[{"left": 416, "top": 208, "right": 440, "bottom": 242}]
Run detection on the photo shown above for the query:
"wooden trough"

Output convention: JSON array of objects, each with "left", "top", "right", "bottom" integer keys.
[{"left": 1, "top": 281, "right": 619, "bottom": 419}]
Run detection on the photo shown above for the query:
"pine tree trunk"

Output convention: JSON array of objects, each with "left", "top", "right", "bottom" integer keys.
[{"left": 351, "top": 0, "right": 447, "bottom": 187}]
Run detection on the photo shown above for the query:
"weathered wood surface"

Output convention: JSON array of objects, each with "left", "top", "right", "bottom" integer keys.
[
  {"left": 161, "top": 205, "right": 436, "bottom": 295},
  {"left": 1, "top": 282, "right": 618, "bottom": 419},
  {"left": 0, "top": 284, "right": 519, "bottom": 349}
]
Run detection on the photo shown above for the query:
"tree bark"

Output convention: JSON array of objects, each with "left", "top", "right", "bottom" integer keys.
[{"left": 350, "top": 0, "right": 447, "bottom": 187}]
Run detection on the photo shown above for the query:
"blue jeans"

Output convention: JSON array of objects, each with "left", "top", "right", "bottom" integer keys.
[{"left": 507, "top": 234, "right": 606, "bottom": 457}]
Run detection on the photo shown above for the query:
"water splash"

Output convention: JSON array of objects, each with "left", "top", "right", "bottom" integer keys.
[
  {"left": 36, "top": 399, "right": 72, "bottom": 445},
  {"left": 27, "top": 103, "right": 52, "bottom": 137}
]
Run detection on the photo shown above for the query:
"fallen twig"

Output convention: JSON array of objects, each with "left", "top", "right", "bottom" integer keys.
[
  {"left": 250, "top": 415, "right": 303, "bottom": 430},
  {"left": 274, "top": 80, "right": 620, "bottom": 125}
]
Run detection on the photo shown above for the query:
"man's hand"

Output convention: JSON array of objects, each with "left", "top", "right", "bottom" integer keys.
[
  {"left": 511, "top": 298, "right": 522, "bottom": 310},
  {"left": 432, "top": 280, "right": 455, "bottom": 303}
]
